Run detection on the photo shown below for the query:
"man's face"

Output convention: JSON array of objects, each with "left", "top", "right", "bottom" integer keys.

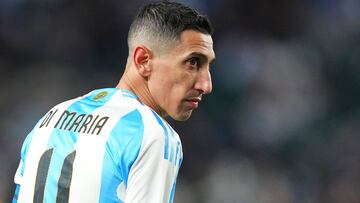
[{"left": 148, "top": 30, "right": 215, "bottom": 121}]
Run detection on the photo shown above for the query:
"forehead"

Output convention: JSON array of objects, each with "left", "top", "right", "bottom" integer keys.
[{"left": 171, "top": 30, "right": 215, "bottom": 60}]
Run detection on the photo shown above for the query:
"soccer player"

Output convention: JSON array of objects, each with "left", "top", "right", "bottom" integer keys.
[{"left": 13, "top": 1, "right": 215, "bottom": 202}]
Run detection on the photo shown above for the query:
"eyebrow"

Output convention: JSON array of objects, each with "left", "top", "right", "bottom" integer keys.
[{"left": 188, "top": 52, "right": 216, "bottom": 64}]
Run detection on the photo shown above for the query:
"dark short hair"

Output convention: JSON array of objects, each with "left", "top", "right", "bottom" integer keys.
[{"left": 128, "top": 0, "right": 213, "bottom": 52}]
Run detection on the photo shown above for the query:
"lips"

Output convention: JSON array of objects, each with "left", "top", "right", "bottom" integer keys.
[{"left": 185, "top": 97, "right": 202, "bottom": 109}]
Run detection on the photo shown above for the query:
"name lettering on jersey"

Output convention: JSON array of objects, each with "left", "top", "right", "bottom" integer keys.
[
  {"left": 40, "top": 109, "right": 58, "bottom": 128},
  {"left": 39, "top": 109, "right": 109, "bottom": 135}
]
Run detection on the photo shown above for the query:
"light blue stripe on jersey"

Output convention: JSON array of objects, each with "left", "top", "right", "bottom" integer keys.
[
  {"left": 121, "top": 89, "right": 138, "bottom": 99},
  {"left": 99, "top": 109, "right": 144, "bottom": 202},
  {"left": 44, "top": 88, "right": 117, "bottom": 202},
  {"left": 174, "top": 142, "right": 180, "bottom": 167},
  {"left": 169, "top": 178, "right": 177, "bottom": 203},
  {"left": 20, "top": 110, "right": 53, "bottom": 177},
  {"left": 19, "top": 127, "right": 37, "bottom": 178},
  {"left": 163, "top": 120, "right": 179, "bottom": 165},
  {"left": 13, "top": 118, "right": 44, "bottom": 202},
  {"left": 165, "top": 123, "right": 176, "bottom": 163},
  {"left": 169, "top": 157, "right": 183, "bottom": 203},
  {"left": 151, "top": 110, "right": 169, "bottom": 160},
  {"left": 12, "top": 184, "right": 20, "bottom": 203}
]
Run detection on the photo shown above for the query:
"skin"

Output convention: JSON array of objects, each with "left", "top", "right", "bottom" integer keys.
[{"left": 117, "top": 29, "right": 215, "bottom": 121}]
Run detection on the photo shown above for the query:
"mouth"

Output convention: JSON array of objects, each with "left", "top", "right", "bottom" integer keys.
[{"left": 185, "top": 97, "right": 202, "bottom": 109}]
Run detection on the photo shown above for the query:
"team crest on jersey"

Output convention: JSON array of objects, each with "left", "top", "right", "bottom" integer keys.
[{"left": 93, "top": 91, "right": 108, "bottom": 100}]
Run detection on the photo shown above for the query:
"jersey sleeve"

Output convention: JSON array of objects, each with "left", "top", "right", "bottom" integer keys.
[
  {"left": 124, "top": 127, "right": 180, "bottom": 203},
  {"left": 13, "top": 128, "right": 36, "bottom": 202},
  {"left": 14, "top": 128, "right": 36, "bottom": 185}
]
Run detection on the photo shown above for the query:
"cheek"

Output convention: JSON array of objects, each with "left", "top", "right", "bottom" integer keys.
[
  {"left": 149, "top": 62, "right": 195, "bottom": 105},
  {"left": 151, "top": 76, "right": 186, "bottom": 108},
  {"left": 148, "top": 69, "right": 175, "bottom": 104},
  {"left": 151, "top": 68, "right": 186, "bottom": 91}
]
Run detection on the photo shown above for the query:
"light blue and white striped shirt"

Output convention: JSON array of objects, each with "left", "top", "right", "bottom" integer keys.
[{"left": 13, "top": 88, "right": 183, "bottom": 203}]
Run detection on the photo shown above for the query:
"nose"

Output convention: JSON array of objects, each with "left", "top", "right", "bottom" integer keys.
[{"left": 194, "top": 68, "right": 212, "bottom": 94}]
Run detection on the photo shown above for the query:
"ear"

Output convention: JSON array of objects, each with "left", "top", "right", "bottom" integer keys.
[{"left": 133, "top": 46, "right": 152, "bottom": 77}]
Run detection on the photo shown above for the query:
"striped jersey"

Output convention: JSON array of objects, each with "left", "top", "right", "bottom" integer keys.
[{"left": 13, "top": 88, "right": 183, "bottom": 203}]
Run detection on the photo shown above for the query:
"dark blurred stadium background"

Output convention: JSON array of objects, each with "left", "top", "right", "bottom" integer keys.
[{"left": 1, "top": 0, "right": 360, "bottom": 202}]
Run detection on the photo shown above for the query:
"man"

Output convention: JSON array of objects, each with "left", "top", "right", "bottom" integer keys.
[{"left": 13, "top": 0, "right": 215, "bottom": 202}]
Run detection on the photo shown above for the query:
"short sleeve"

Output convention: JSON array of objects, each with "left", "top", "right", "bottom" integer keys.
[{"left": 124, "top": 127, "right": 181, "bottom": 203}]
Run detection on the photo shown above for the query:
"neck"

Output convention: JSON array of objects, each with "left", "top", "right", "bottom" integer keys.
[{"left": 116, "top": 67, "right": 167, "bottom": 118}]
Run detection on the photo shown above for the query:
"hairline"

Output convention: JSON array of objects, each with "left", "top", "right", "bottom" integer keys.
[{"left": 128, "top": 28, "right": 212, "bottom": 56}]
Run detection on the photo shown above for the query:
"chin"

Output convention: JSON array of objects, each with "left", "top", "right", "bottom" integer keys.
[{"left": 172, "top": 111, "right": 193, "bottom": 121}]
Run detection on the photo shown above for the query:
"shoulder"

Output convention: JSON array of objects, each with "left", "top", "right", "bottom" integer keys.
[
  {"left": 136, "top": 104, "right": 177, "bottom": 141},
  {"left": 136, "top": 105, "right": 182, "bottom": 163}
]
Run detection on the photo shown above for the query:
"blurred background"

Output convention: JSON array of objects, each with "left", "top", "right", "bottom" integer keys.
[{"left": 1, "top": 0, "right": 360, "bottom": 202}]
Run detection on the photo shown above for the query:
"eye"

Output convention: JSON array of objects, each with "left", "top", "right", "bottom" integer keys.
[{"left": 187, "top": 57, "right": 200, "bottom": 69}]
